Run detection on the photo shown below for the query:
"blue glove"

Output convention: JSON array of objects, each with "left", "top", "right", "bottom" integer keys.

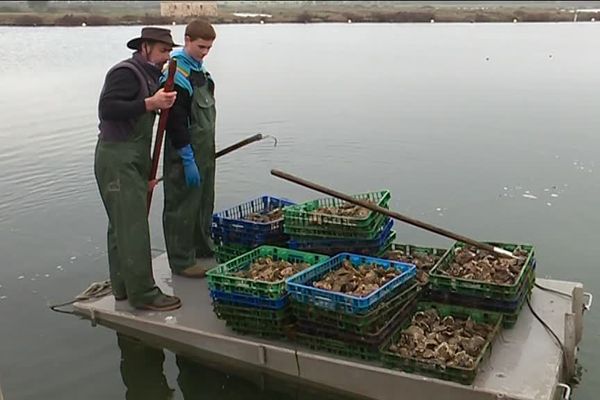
[{"left": 177, "top": 144, "right": 201, "bottom": 188}]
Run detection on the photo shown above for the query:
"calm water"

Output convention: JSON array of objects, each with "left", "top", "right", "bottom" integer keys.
[{"left": 0, "top": 22, "right": 598, "bottom": 399}]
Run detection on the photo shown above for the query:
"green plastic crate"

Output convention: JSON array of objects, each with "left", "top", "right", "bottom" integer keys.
[
  {"left": 380, "top": 302, "right": 503, "bottom": 385},
  {"left": 292, "top": 282, "right": 421, "bottom": 335},
  {"left": 206, "top": 246, "right": 329, "bottom": 300},
  {"left": 426, "top": 266, "right": 535, "bottom": 329},
  {"left": 214, "top": 243, "right": 254, "bottom": 264},
  {"left": 501, "top": 295, "right": 529, "bottom": 328},
  {"left": 295, "top": 332, "right": 380, "bottom": 361},
  {"left": 296, "top": 294, "right": 417, "bottom": 347},
  {"left": 213, "top": 302, "right": 291, "bottom": 322},
  {"left": 283, "top": 190, "right": 391, "bottom": 228},
  {"left": 421, "top": 285, "right": 530, "bottom": 330},
  {"left": 428, "top": 242, "right": 535, "bottom": 301},
  {"left": 429, "top": 262, "right": 536, "bottom": 301},
  {"left": 225, "top": 316, "right": 294, "bottom": 331},
  {"left": 373, "top": 234, "right": 397, "bottom": 257},
  {"left": 290, "top": 231, "right": 397, "bottom": 257},
  {"left": 500, "top": 270, "right": 535, "bottom": 328},
  {"left": 224, "top": 313, "right": 295, "bottom": 338},
  {"left": 379, "top": 243, "right": 448, "bottom": 285},
  {"left": 284, "top": 212, "right": 390, "bottom": 240},
  {"left": 382, "top": 243, "right": 448, "bottom": 261},
  {"left": 228, "top": 323, "right": 289, "bottom": 339}
]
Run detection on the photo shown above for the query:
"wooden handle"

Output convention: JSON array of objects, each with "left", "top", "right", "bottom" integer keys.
[
  {"left": 215, "top": 133, "right": 263, "bottom": 158},
  {"left": 270, "top": 169, "right": 516, "bottom": 259},
  {"left": 148, "top": 133, "right": 271, "bottom": 192},
  {"left": 147, "top": 59, "right": 177, "bottom": 215}
]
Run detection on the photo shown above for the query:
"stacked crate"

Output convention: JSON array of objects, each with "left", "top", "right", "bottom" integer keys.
[
  {"left": 206, "top": 246, "right": 328, "bottom": 338},
  {"left": 286, "top": 253, "right": 418, "bottom": 360},
  {"left": 379, "top": 301, "right": 503, "bottom": 385},
  {"left": 379, "top": 243, "right": 448, "bottom": 286},
  {"left": 426, "top": 241, "right": 536, "bottom": 328},
  {"left": 211, "top": 195, "right": 295, "bottom": 263},
  {"left": 285, "top": 190, "right": 396, "bottom": 257}
]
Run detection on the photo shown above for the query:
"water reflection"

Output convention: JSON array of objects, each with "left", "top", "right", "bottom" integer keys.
[
  {"left": 116, "top": 333, "right": 354, "bottom": 400},
  {"left": 117, "top": 333, "right": 174, "bottom": 400}
]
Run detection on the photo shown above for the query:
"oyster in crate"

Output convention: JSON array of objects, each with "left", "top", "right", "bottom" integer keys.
[
  {"left": 440, "top": 246, "right": 529, "bottom": 285},
  {"left": 234, "top": 257, "right": 309, "bottom": 282},
  {"left": 386, "top": 308, "right": 494, "bottom": 368},
  {"left": 312, "top": 259, "right": 400, "bottom": 297}
]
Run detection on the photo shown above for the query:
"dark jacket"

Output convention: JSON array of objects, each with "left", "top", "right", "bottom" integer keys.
[
  {"left": 166, "top": 70, "right": 214, "bottom": 149},
  {"left": 97, "top": 52, "right": 160, "bottom": 141}
]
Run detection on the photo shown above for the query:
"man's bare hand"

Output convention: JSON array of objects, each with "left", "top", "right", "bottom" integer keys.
[{"left": 145, "top": 88, "right": 177, "bottom": 111}]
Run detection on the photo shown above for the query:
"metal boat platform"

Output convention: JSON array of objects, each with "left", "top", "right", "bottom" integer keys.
[{"left": 73, "top": 252, "right": 589, "bottom": 400}]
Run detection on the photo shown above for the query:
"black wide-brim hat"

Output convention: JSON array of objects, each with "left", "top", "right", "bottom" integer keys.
[{"left": 127, "top": 27, "right": 182, "bottom": 50}]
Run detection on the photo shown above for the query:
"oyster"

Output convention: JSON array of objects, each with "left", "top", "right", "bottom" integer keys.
[
  {"left": 386, "top": 308, "right": 495, "bottom": 368},
  {"left": 381, "top": 249, "right": 442, "bottom": 285},
  {"left": 234, "top": 257, "right": 309, "bottom": 282},
  {"left": 308, "top": 201, "right": 376, "bottom": 224},
  {"left": 449, "top": 351, "right": 475, "bottom": 369},
  {"left": 434, "top": 342, "right": 455, "bottom": 362},
  {"left": 243, "top": 207, "right": 283, "bottom": 223},
  {"left": 405, "top": 325, "right": 425, "bottom": 340},
  {"left": 422, "top": 349, "right": 436, "bottom": 359},
  {"left": 439, "top": 245, "right": 528, "bottom": 285},
  {"left": 313, "top": 260, "right": 400, "bottom": 297},
  {"left": 461, "top": 335, "right": 487, "bottom": 357}
]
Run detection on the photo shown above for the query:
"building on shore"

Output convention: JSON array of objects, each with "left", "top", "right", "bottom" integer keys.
[{"left": 160, "top": 1, "right": 218, "bottom": 17}]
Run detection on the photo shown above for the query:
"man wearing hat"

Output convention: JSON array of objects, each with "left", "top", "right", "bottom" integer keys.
[{"left": 94, "top": 27, "right": 182, "bottom": 311}]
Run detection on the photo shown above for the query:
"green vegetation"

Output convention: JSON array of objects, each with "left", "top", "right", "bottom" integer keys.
[{"left": 1, "top": 1, "right": 600, "bottom": 26}]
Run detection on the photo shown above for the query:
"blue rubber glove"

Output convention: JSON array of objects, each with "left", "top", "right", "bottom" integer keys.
[{"left": 177, "top": 144, "right": 201, "bottom": 188}]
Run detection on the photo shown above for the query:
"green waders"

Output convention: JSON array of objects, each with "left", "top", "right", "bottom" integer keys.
[
  {"left": 117, "top": 333, "right": 173, "bottom": 399},
  {"left": 94, "top": 111, "right": 162, "bottom": 307},
  {"left": 163, "top": 77, "right": 216, "bottom": 274}
]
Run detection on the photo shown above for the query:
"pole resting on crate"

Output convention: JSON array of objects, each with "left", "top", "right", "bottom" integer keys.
[{"left": 270, "top": 169, "right": 519, "bottom": 260}]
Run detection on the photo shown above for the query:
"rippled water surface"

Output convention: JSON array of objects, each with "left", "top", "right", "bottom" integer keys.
[{"left": 0, "top": 22, "right": 599, "bottom": 399}]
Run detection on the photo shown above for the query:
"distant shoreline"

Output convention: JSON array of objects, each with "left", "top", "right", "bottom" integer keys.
[{"left": 1, "top": 5, "right": 600, "bottom": 27}]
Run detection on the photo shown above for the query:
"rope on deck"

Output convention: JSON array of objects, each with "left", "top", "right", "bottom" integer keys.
[
  {"left": 49, "top": 249, "right": 166, "bottom": 315},
  {"left": 49, "top": 280, "right": 112, "bottom": 315},
  {"left": 534, "top": 282, "right": 573, "bottom": 299},
  {"left": 527, "top": 287, "right": 569, "bottom": 375}
]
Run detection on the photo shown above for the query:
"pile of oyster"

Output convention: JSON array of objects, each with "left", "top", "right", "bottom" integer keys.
[
  {"left": 308, "top": 201, "right": 375, "bottom": 224},
  {"left": 313, "top": 260, "right": 400, "bottom": 297},
  {"left": 243, "top": 207, "right": 283, "bottom": 223},
  {"left": 438, "top": 246, "right": 529, "bottom": 285},
  {"left": 234, "top": 257, "right": 309, "bottom": 282},
  {"left": 387, "top": 308, "right": 494, "bottom": 368},
  {"left": 382, "top": 249, "right": 441, "bottom": 285}
]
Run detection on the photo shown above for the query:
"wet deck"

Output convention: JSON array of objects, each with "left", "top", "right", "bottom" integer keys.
[{"left": 73, "top": 252, "right": 583, "bottom": 400}]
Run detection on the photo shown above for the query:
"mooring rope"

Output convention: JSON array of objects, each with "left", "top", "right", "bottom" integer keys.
[{"left": 49, "top": 280, "right": 112, "bottom": 315}]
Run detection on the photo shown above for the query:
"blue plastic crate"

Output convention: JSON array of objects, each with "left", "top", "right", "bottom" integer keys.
[
  {"left": 289, "top": 231, "right": 397, "bottom": 257},
  {"left": 211, "top": 196, "right": 295, "bottom": 245},
  {"left": 289, "top": 218, "right": 393, "bottom": 248},
  {"left": 211, "top": 228, "right": 290, "bottom": 248},
  {"left": 286, "top": 253, "right": 417, "bottom": 314},
  {"left": 209, "top": 289, "right": 289, "bottom": 310}
]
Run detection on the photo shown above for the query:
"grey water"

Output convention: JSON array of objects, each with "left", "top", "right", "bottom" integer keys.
[{"left": 0, "top": 22, "right": 598, "bottom": 399}]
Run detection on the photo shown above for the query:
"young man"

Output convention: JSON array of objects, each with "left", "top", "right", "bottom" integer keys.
[
  {"left": 95, "top": 27, "right": 182, "bottom": 310},
  {"left": 162, "top": 20, "right": 217, "bottom": 278}
]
